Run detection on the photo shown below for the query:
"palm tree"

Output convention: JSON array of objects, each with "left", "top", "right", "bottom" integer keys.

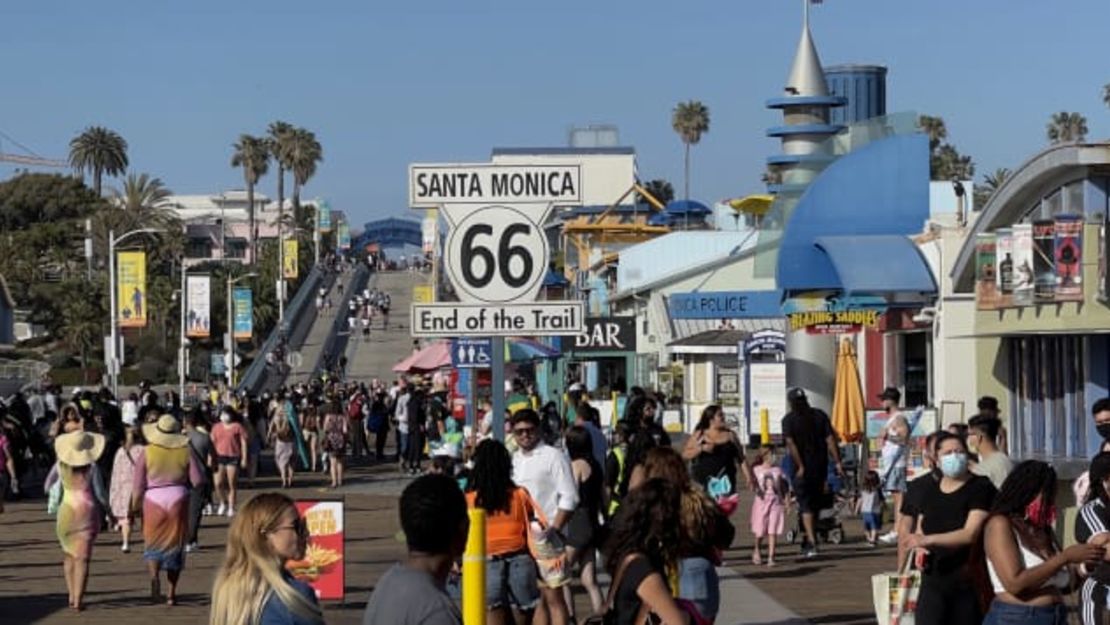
[
  {"left": 69, "top": 126, "right": 129, "bottom": 197},
  {"left": 1046, "top": 111, "right": 1088, "bottom": 144},
  {"left": 982, "top": 168, "right": 1011, "bottom": 195},
  {"left": 231, "top": 134, "right": 270, "bottom": 264},
  {"left": 289, "top": 128, "right": 323, "bottom": 229},
  {"left": 671, "top": 101, "right": 710, "bottom": 208},
  {"left": 268, "top": 121, "right": 295, "bottom": 227},
  {"left": 112, "top": 173, "right": 176, "bottom": 230},
  {"left": 636, "top": 179, "right": 674, "bottom": 207},
  {"left": 917, "top": 115, "right": 947, "bottom": 152},
  {"left": 60, "top": 293, "right": 101, "bottom": 372},
  {"left": 932, "top": 144, "right": 975, "bottom": 180}
]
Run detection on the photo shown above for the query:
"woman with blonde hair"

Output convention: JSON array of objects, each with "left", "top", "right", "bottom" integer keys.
[{"left": 210, "top": 492, "right": 324, "bottom": 625}]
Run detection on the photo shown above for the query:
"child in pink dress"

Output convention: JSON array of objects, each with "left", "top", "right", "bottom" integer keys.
[{"left": 750, "top": 445, "right": 787, "bottom": 566}]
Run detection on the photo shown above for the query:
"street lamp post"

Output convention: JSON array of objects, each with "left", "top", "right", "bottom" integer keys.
[
  {"left": 179, "top": 261, "right": 188, "bottom": 403},
  {"left": 226, "top": 271, "right": 258, "bottom": 389},
  {"left": 108, "top": 227, "right": 161, "bottom": 398},
  {"left": 277, "top": 201, "right": 286, "bottom": 323}
]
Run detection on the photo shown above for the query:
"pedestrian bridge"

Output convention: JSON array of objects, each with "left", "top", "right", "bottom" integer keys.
[{"left": 353, "top": 217, "right": 422, "bottom": 250}]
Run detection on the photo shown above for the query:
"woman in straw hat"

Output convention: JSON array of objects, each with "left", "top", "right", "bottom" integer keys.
[
  {"left": 44, "top": 429, "right": 110, "bottom": 611},
  {"left": 133, "top": 414, "right": 203, "bottom": 606},
  {"left": 209, "top": 492, "right": 323, "bottom": 625}
]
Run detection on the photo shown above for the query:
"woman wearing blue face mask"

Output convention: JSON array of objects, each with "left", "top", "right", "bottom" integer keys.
[{"left": 901, "top": 432, "right": 997, "bottom": 625}]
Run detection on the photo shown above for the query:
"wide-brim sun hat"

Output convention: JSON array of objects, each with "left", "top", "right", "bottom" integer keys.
[
  {"left": 142, "top": 414, "right": 189, "bottom": 449},
  {"left": 54, "top": 431, "right": 106, "bottom": 467}
]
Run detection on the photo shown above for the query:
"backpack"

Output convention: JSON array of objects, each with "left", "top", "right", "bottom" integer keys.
[{"left": 347, "top": 395, "right": 364, "bottom": 420}]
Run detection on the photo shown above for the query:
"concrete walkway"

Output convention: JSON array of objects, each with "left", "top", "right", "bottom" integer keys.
[
  {"left": 285, "top": 269, "right": 359, "bottom": 384},
  {"left": 343, "top": 270, "right": 426, "bottom": 384}
]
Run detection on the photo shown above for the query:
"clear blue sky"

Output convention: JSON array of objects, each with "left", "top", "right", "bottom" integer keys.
[{"left": 2, "top": 1, "right": 1108, "bottom": 226}]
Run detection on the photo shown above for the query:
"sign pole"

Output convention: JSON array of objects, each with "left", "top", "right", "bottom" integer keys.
[
  {"left": 491, "top": 336, "right": 506, "bottom": 442},
  {"left": 466, "top": 369, "right": 477, "bottom": 432}
]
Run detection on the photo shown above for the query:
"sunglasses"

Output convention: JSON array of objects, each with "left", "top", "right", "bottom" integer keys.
[
  {"left": 270, "top": 517, "right": 309, "bottom": 536},
  {"left": 512, "top": 426, "right": 537, "bottom": 437}
]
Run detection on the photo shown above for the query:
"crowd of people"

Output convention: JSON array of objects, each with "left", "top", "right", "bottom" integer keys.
[
  {"left": 346, "top": 286, "right": 392, "bottom": 341},
  {"left": 10, "top": 375, "right": 1110, "bottom": 625}
]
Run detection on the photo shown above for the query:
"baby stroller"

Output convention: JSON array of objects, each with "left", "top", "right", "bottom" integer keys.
[{"left": 784, "top": 462, "right": 854, "bottom": 546}]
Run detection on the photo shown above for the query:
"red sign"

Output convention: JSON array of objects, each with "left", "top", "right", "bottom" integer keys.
[{"left": 285, "top": 499, "right": 345, "bottom": 601}]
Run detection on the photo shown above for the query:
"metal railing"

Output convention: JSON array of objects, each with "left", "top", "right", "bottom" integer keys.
[
  {"left": 313, "top": 264, "right": 372, "bottom": 378},
  {"left": 235, "top": 266, "right": 328, "bottom": 395}
]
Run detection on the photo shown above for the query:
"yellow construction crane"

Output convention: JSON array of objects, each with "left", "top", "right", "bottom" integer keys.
[{"left": 562, "top": 181, "right": 671, "bottom": 283}]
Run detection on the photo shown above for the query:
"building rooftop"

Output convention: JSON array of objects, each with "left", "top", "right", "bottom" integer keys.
[{"left": 491, "top": 146, "right": 636, "bottom": 156}]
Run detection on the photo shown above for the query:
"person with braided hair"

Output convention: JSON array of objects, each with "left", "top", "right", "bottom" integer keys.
[
  {"left": 980, "top": 460, "right": 1101, "bottom": 625},
  {"left": 1075, "top": 452, "right": 1110, "bottom": 625}
]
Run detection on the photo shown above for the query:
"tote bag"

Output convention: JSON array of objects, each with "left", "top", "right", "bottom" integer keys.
[{"left": 871, "top": 553, "right": 921, "bottom": 625}]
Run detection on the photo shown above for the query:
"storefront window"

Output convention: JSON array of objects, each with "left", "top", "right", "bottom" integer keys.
[
  {"left": 1008, "top": 336, "right": 1086, "bottom": 459},
  {"left": 1043, "top": 190, "right": 1063, "bottom": 218},
  {"left": 1065, "top": 180, "right": 1085, "bottom": 217}
]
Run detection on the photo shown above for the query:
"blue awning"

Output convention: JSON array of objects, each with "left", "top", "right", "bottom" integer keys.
[
  {"left": 664, "top": 200, "right": 712, "bottom": 216},
  {"left": 542, "top": 269, "right": 569, "bottom": 288},
  {"left": 814, "top": 235, "right": 936, "bottom": 295}
]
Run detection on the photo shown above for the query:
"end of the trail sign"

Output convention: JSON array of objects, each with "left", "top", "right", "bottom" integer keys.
[
  {"left": 409, "top": 164, "right": 581, "bottom": 206},
  {"left": 411, "top": 301, "right": 585, "bottom": 337}
]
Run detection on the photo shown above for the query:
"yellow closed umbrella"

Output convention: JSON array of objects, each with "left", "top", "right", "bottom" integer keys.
[{"left": 832, "top": 337, "right": 865, "bottom": 443}]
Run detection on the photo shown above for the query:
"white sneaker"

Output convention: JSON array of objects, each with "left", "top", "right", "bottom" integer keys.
[
  {"left": 216, "top": 502, "right": 227, "bottom": 516},
  {"left": 226, "top": 507, "right": 235, "bottom": 518},
  {"left": 121, "top": 544, "right": 130, "bottom": 553},
  {"left": 185, "top": 543, "right": 198, "bottom": 553},
  {"left": 878, "top": 531, "right": 898, "bottom": 544},
  {"left": 202, "top": 504, "right": 213, "bottom": 516}
]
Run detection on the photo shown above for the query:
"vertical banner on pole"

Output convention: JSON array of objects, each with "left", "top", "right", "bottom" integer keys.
[
  {"left": 233, "top": 287, "right": 253, "bottom": 341},
  {"left": 283, "top": 239, "right": 299, "bottom": 279},
  {"left": 117, "top": 251, "right": 148, "bottom": 327},
  {"left": 185, "top": 275, "right": 211, "bottom": 338},
  {"left": 338, "top": 222, "right": 351, "bottom": 251},
  {"left": 318, "top": 201, "right": 332, "bottom": 232}
]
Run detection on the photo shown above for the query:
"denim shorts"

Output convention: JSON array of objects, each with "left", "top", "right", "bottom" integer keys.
[
  {"left": 863, "top": 512, "right": 881, "bottom": 531},
  {"left": 678, "top": 557, "right": 719, "bottom": 622},
  {"left": 487, "top": 551, "right": 540, "bottom": 610},
  {"left": 983, "top": 600, "right": 1067, "bottom": 625}
]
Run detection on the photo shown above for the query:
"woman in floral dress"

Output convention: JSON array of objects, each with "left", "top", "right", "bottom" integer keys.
[{"left": 109, "top": 423, "right": 144, "bottom": 552}]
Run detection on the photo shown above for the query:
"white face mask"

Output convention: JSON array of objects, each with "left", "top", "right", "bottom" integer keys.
[{"left": 219, "top": 413, "right": 232, "bottom": 424}]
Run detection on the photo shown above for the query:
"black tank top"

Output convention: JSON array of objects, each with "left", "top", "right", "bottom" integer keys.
[{"left": 692, "top": 433, "right": 740, "bottom": 495}]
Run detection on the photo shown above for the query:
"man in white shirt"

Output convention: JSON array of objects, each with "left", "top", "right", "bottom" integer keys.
[
  {"left": 510, "top": 408, "right": 576, "bottom": 625},
  {"left": 394, "top": 383, "right": 411, "bottom": 466}
]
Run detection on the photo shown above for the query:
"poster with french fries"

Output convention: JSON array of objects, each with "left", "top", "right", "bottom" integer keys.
[{"left": 286, "top": 500, "right": 345, "bottom": 600}]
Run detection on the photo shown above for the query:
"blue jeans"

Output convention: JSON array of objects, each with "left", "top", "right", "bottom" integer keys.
[
  {"left": 678, "top": 557, "right": 719, "bottom": 622},
  {"left": 398, "top": 432, "right": 410, "bottom": 461},
  {"left": 863, "top": 512, "right": 881, "bottom": 532},
  {"left": 983, "top": 600, "right": 1067, "bottom": 625},
  {"left": 445, "top": 551, "right": 539, "bottom": 611},
  {"left": 486, "top": 551, "right": 540, "bottom": 610}
]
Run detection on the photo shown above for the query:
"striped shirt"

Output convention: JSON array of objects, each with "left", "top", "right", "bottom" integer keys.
[{"left": 1076, "top": 499, "right": 1110, "bottom": 585}]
